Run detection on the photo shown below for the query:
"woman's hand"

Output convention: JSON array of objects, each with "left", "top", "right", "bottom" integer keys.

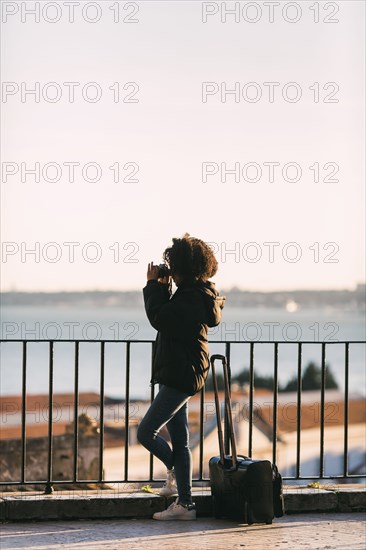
[
  {"left": 147, "top": 262, "right": 159, "bottom": 281},
  {"left": 159, "top": 274, "right": 171, "bottom": 285},
  {"left": 147, "top": 262, "right": 172, "bottom": 287}
]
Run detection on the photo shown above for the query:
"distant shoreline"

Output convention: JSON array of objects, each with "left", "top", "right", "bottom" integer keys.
[{"left": 1, "top": 284, "right": 365, "bottom": 309}]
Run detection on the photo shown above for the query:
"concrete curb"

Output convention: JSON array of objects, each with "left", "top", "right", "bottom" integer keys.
[
  {"left": 1, "top": 486, "right": 365, "bottom": 522},
  {"left": 284, "top": 486, "right": 366, "bottom": 514}
]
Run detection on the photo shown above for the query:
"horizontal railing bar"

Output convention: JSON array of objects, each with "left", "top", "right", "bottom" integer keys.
[
  {"left": 0, "top": 339, "right": 158, "bottom": 344},
  {"left": 1, "top": 339, "right": 365, "bottom": 344}
]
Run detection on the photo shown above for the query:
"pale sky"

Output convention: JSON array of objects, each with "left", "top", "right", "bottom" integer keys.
[{"left": 1, "top": 0, "right": 365, "bottom": 292}]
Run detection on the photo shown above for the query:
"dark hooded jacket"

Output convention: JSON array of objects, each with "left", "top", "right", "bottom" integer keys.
[{"left": 143, "top": 278, "right": 225, "bottom": 395}]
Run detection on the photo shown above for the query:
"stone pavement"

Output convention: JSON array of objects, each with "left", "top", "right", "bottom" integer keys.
[
  {"left": 1, "top": 485, "right": 365, "bottom": 521},
  {"left": 1, "top": 514, "right": 366, "bottom": 550}
]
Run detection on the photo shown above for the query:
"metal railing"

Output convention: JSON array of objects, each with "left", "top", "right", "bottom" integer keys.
[{"left": 0, "top": 339, "right": 365, "bottom": 493}]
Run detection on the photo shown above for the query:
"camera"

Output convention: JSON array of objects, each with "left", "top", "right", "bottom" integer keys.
[{"left": 157, "top": 263, "right": 171, "bottom": 279}]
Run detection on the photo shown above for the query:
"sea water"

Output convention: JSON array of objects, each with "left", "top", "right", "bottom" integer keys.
[{"left": 1, "top": 305, "right": 365, "bottom": 400}]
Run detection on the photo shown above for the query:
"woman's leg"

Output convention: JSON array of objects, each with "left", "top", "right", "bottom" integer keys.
[
  {"left": 137, "top": 384, "right": 191, "bottom": 472},
  {"left": 166, "top": 400, "right": 193, "bottom": 506}
]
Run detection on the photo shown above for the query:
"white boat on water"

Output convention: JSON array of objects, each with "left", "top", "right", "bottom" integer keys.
[{"left": 285, "top": 299, "right": 299, "bottom": 312}]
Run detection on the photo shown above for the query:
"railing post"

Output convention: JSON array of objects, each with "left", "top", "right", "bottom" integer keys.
[
  {"left": 248, "top": 342, "right": 254, "bottom": 458},
  {"left": 21, "top": 341, "right": 27, "bottom": 485},
  {"left": 44, "top": 341, "right": 54, "bottom": 494},
  {"left": 124, "top": 341, "right": 130, "bottom": 482},
  {"left": 319, "top": 342, "right": 326, "bottom": 478},
  {"left": 149, "top": 341, "right": 155, "bottom": 481},
  {"left": 73, "top": 341, "right": 79, "bottom": 483},
  {"left": 296, "top": 342, "right": 302, "bottom": 479},
  {"left": 98, "top": 341, "right": 105, "bottom": 483},
  {"left": 224, "top": 342, "right": 231, "bottom": 455},
  {"left": 199, "top": 386, "right": 205, "bottom": 481},
  {"left": 272, "top": 342, "right": 279, "bottom": 465},
  {"left": 343, "top": 342, "right": 349, "bottom": 477}
]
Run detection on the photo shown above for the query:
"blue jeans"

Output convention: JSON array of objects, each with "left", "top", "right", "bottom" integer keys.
[{"left": 137, "top": 384, "right": 193, "bottom": 505}]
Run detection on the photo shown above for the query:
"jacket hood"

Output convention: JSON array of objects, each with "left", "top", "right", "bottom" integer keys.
[{"left": 196, "top": 280, "right": 225, "bottom": 327}]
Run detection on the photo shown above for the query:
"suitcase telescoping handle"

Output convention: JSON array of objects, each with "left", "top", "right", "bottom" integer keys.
[{"left": 210, "top": 354, "right": 238, "bottom": 468}]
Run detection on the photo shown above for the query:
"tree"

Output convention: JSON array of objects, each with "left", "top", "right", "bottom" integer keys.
[
  {"left": 281, "top": 361, "right": 339, "bottom": 392},
  {"left": 205, "top": 361, "right": 339, "bottom": 393},
  {"left": 205, "top": 372, "right": 225, "bottom": 391},
  {"left": 231, "top": 369, "right": 275, "bottom": 391}
]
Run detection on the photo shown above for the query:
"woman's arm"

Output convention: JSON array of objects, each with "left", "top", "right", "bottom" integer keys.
[
  {"left": 143, "top": 262, "right": 173, "bottom": 331},
  {"left": 143, "top": 281, "right": 205, "bottom": 334}
]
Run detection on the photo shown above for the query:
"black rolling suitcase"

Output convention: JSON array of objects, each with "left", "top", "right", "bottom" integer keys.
[{"left": 209, "top": 354, "right": 283, "bottom": 524}]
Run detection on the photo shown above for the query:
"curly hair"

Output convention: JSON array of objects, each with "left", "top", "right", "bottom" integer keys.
[{"left": 163, "top": 233, "right": 218, "bottom": 283}]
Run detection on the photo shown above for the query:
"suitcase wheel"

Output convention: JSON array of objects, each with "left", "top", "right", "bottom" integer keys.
[{"left": 266, "top": 520, "right": 273, "bottom": 525}]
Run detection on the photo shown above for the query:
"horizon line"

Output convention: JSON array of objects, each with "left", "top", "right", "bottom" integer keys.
[{"left": 1, "top": 283, "right": 365, "bottom": 295}]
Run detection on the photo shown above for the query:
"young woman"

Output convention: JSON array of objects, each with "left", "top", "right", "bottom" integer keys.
[{"left": 137, "top": 233, "right": 225, "bottom": 520}]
